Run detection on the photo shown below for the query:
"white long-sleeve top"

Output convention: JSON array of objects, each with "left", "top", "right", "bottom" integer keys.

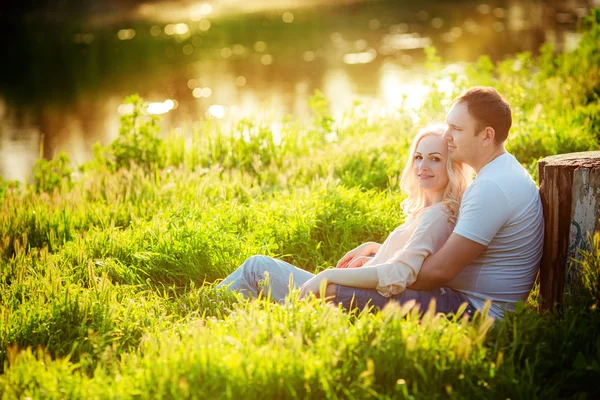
[{"left": 364, "top": 203, "right": 454, "bottom": 297}]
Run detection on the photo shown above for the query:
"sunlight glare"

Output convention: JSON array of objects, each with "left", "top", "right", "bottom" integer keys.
[
  {"left": 118, "top": 104, "right": 134, "bottom": 115},
  {"left": 232, "top": 44, "right": 245, "bottom": 55},
  {"left": 380, "top": 64, "right": 429, "bottom": 110},
  {"left": 343, "top": 49, "right": 377, "bottom": 65},
  {"left": 261, "top": 54, "right": 273, "bottom": 65},
  {"left": 221, "top": 47, "right": 232, "bottom": 58},
  {"left": 431, "top": 18, "right": 444, "bottom": 29},
  {"left": 323, "top": 69, "right": 355, "bottom": 117},
  {"left": 150, "top": 25, "right": 162, "bottom": 36},
  {"left": 208, "top": 105, "right": 226, "bottom": 119},
  {"left": 174, "top": 23, "right": 189, "bottom": 35},
  {"left": 191, "top": 3, "right": 213, "bottom": 20},
  {"left": 383, "top": 34, "right": 432, "bottom": 50},
  {"left": 283, "top": 12, "right": 294, "bottom": 23},
  {"left": 188, "top": 79, "right": 198, "bottom": 89},
  {"left": 164, "top": 23, "right": 190, "bottom": 36},
  {"left": 117, "top": 29, "right": 136, "bottom": 40},
  {"left": 235, "top": 76, "right": 247, "bottom": 87},
  {"left": 0, "top": 134, "right": 39, "bottom": 182},
  {"left": 271, "top": 122, "right": 282, "bottom": 145},
  {"left": 477, "top": 4, "right": 491, "bottom": 14},
  {"left": 254, "top": 41, "right": 267, "bottom": 52},
  {"left": 199, "top": 4, "right": 213, "bottom": 16},
  {"left": 147, "top": 99, "right": 175, "bottom": 115},
  {"left": 199, "top": 20, "right": 211, "bottom": 31}
]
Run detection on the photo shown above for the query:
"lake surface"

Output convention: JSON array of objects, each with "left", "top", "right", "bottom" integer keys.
[{"left": 0, "top": 0, "right": 593, "bottom": 181}]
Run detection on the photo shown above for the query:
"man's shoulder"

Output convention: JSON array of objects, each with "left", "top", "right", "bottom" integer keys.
[
  {"left": 463, "top": 177, "right": 506, "bottom": 202},
  {"left": 480, "top": 153, "right": 533, "bottom": 182},
  {"left": 474, "top": 154, "right": 537, "bottom": 196},
  {"left": 461, "top": 154, "right": 541, "bottom": 226}
]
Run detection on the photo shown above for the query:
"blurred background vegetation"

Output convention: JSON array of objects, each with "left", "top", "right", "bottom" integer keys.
[{"left": 0, "top": 0, "right": 596, "bottom": 181}]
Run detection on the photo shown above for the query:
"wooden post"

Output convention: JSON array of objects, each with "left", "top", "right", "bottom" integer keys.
[{"left": 538, "top": 151, "right": 600, "bottom": 311}]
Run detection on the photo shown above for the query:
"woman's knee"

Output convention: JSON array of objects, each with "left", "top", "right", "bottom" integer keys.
[
  {"left": 241, "top": 255, "right": 271, "bottom": 278},
  {"left": 244, "top": 254, "right": 270, "bottom": 264}
]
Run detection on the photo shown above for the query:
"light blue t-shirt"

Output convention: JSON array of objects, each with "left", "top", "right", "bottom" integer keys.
[{"left": 447, "top": 153, "right": 544, "bottom": 319}]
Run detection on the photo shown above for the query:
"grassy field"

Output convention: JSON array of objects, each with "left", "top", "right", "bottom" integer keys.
[{"left": 1, "top": 10, "right": 600, "bottom": 400}]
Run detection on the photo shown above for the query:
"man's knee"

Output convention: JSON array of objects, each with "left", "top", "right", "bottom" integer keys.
[{"left": 399, "top": 288, "right": 421, "bottom": 302}]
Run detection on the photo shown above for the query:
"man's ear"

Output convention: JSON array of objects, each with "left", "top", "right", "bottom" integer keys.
[{"left": 482, "top": 127, "right": 496, "bottom": 146}]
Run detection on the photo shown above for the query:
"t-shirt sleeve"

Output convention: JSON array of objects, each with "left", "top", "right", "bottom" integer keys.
[
  {"left": 375, "top": 208, "right": 453, "bottom": 297},
  {"left": 453, "top": 179, "right": 510, "bottom": 246}
]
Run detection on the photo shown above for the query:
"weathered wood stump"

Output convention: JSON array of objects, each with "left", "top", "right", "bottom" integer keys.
[{"left": 538, "top": 151, "right": 600, "bottom": 311}]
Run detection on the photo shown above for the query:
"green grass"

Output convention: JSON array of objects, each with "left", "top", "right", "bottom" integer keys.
[{"left": 1, "top": 9, "right": 600, "bottom": 400}]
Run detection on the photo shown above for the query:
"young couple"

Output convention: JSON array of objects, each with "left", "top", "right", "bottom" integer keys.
[{"left": 218, "top": 87, "right": 544, "bottom": 320}]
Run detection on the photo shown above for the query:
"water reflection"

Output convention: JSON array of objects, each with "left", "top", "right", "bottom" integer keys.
[
  {"left": 379, "top": 63, "right": 429, "bottom": 110},
  {"left": 0, "top": 0, "right": 593, "bottom": 181},
  {"left": 0, "top": 123, "right": 39, "bottom": 182},
  {"left": 323, "top": 69, "right": 356, "bottom": 116}
]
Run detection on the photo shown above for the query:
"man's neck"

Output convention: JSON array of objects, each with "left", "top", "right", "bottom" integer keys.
[{"left": 473, "top": 146, "right": 507, "bottom": 174}]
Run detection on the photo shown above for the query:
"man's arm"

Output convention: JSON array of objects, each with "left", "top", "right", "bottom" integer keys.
[{"left": 408, "top": 233, "right": 486, "bottom": 290}]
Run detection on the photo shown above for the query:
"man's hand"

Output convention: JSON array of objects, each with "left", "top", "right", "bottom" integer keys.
[
  {"left": 346, "top": 256, "right": 372, "bottom": 269},
  {"left": 299, "top": 271, "right": 331, "bottom": 299},
  {"left": 336, "top": 242, "right": 380, "bottom": 269}
]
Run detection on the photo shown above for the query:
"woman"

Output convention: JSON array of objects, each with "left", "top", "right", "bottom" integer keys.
[{"left": 218, "top": 124, "right": 475, "bottom": 314}]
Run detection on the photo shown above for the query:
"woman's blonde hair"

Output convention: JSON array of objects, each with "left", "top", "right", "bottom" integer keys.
[{"left": 400, "top": 123, "right": 473, "bottom": 224}]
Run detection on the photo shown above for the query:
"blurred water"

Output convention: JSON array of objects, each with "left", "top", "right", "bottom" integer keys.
[{"left": 0, "top": 0, "right": 593, "bottom": 182}]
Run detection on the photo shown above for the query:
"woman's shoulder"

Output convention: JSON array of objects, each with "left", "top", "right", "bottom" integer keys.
[
  {"left": 416, "top": 202, "right": 448, "bottom": 217},
  {"left": 415, "top": 203, "right": 454, "bottom": 226}
]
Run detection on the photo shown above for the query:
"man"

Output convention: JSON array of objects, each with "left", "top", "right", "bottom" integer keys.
[
  {"left": 408, "top": 86, "right": 544, "bottom": 319},
  {"left": 307, "top": 86, "right": 544, "bottom": 320}
]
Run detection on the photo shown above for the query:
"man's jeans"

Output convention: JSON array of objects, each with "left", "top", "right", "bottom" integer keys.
[
  {"left": 217, "top": 255, "right": 476, "bottom": 316},
  {"left": 334, "top": 285, "right": 477, "bottom": 316}
]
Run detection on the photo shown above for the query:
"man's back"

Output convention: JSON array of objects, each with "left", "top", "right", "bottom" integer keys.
[{"left": 447, "top": 153, "right": 544, "bottom": 318}]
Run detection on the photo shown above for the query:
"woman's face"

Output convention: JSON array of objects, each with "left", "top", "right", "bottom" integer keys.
[{"left": 412, "top": 134, "right": 450, "bottom": 194}]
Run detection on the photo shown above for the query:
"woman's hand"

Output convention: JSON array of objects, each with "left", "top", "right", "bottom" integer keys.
[
  {"left": 336, "top": 242, "right": 381, "bottom": 269},
  {"left": 299, "top": 271, "right": 331, "bottom": 299}
]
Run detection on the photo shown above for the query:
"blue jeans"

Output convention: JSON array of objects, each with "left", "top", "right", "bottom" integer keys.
[
  {"left": 217, "top": 255, "right": 314, "bottom": 301},
  {"left": 218, "top": 255, "right": 477, "bottom": 316},
  {"left": 334, "top": 284, "right": 477, "bottom": 317}
]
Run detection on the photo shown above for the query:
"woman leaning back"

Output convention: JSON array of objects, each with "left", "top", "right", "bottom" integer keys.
[{"left": 217, "top": 123, "right": 476, "bottom": 314}]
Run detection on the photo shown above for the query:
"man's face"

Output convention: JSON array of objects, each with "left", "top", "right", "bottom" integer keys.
[{"left": 443, "top": 102, "right": 481, "bottom": 165}]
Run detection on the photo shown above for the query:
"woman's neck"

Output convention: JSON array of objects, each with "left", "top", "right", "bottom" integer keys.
[{"left": 422, "top": 190, "right": 444, "bottom": 208}]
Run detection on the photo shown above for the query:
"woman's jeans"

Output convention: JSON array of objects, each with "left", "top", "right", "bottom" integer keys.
[
  {"left": 217, "top": 255, "right": 476, "bottom": 315},
  {"left": 217, "top": 255, "right": 315, "bottom": 301}
]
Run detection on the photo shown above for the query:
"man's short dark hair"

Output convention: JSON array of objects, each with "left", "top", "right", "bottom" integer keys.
[{"left": 454, "top": 86, "right": 512, "bottom": 144}]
